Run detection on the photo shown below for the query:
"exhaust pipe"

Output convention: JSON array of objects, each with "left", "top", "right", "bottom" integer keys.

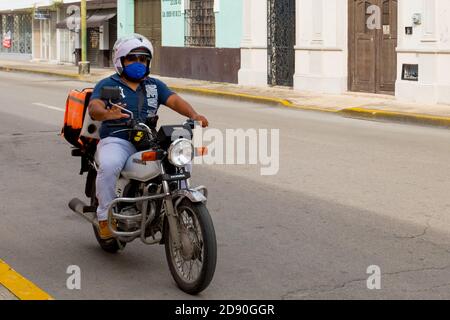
[{"left": 68, "top": 198, "right": 97, "bottom": 226}]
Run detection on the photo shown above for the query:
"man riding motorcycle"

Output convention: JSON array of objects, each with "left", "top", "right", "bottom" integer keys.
[{"left": 88, "top": 33, "right": 208, "bottom": 240}]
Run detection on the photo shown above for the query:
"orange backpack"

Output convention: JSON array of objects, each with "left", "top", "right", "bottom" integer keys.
[{"left": 61, "top": 88, "right": 93, "bottom": 148}]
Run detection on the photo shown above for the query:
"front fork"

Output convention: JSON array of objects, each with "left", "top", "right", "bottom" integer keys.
[{"left": 161, "top": 166, "right": 182, "bottom": 249}]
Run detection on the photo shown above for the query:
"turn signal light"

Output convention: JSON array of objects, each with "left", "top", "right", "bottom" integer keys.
[
  {"left": 195, "top": 147, "right": 208, "bottom": 157},
  {"left": 141, "top": 151, "right": 157, "bottom": 162}
]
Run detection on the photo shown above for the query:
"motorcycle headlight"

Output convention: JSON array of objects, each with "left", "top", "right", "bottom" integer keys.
[{"left": 168, "top": 138, "right": 194, "bottom": 167}]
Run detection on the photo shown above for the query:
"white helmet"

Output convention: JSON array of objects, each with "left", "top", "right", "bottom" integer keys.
[{"left": 112, "top": 33, "right": 154, "bottom": 75}]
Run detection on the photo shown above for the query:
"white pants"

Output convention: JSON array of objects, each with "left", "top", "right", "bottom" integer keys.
[
  {"left": 95, "top": 136, "right": 192, "bottom": 221},
  {"left": 96, "top": 137, "right": 136, "bottom": 221}
]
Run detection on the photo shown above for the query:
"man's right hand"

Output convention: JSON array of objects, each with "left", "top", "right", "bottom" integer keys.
[
  {"left": 104, "top": 103, "right": 130, "bottom": 121},
  {"left": 89, "top": 99, "right": 130, "bottom": 121}
]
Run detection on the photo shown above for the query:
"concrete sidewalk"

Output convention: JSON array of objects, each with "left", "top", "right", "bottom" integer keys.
[{"left": 2, "top": 59, "right": 450, "bottom": 128}]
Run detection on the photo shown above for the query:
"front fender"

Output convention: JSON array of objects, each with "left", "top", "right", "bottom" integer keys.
[
  {"left": 165, "top": 187, "right": 208, "bottom": 245},
  {"left": 172, "top": 188, "right": 207, "bottom": 205}
]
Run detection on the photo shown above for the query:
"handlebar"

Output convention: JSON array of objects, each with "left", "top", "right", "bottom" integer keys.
[
  {"left": 107, "top": 122, "right": 128, "bottom": 128},
  {"left": 108, "top": 100, "right": 134, "bottom": 119},
  {"left": 107, "top": 118, "right": 196, "bottom": 135},
  {"left": 184, "top": 119, "right": 196, "bottom": 129}
]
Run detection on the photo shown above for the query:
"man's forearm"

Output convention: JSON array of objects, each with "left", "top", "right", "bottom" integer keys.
[
  {"left": 166, "top": 94, "right": 209, "bottom": 127},
  {"left": 166, "top": 94, "right": 198, "bottom": 119},
  {"left": 89, "top": 100, "right": 108, "bottom": 121}
]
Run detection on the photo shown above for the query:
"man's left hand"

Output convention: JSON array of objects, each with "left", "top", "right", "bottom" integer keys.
[{"left": 192, "top": 114, "right": 209, "bottom": 128}]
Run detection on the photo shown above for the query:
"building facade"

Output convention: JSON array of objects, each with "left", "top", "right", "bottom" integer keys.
[
  {"left": 0, "top": 0, "right": 117, "bottom": 67},
  {"left": 294, "top": 0, "right": 404, "bottom": 98},
  {"left": 0, "top": 8, "right": 33, "bottom": 60},
  {"left": 32, "top": 4, "right": 58, "bottom": 63},
  {"left": 55, "top": 0, "right": 117, "bottom": 67},
  {"left": 3, "top": 1, "right": 450, "bottom": 106},
  {"left": 126, "top": 0, "right": 243, "bottom": 83},
  {"left": 240, "top": 0, "right": 450, "bottom": 105}
]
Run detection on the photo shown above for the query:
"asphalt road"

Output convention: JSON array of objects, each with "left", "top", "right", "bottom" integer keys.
[{"left": 1, "top": 71, "right": 450, "bottom": 300}]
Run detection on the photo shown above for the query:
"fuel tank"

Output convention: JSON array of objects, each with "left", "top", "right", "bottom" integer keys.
[{"left": 121, "top": 151, "right": 162, "bottom": 182}]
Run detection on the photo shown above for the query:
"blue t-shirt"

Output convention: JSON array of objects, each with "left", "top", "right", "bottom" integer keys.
[{"left": 90, "top": 74, "right": 174, "bottom": 141}]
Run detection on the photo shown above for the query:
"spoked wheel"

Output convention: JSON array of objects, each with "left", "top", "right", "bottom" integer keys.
[
  {"left": 165, "top": 199, "right": 217, "bottom": 295},
  {"left": 90, "top": 175, "right": 126, "bottom": 253}
]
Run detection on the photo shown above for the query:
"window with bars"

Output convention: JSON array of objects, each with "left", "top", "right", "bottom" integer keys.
[
  {"left": 0, "top": 14, "right": 32, "bottom": 54},
  {"left": 184, "top": 0, "right": 215, "bottom": 47}
]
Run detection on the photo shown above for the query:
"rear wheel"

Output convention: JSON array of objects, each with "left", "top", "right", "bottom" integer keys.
[
  {"left": 92, "top": 224, "right": 125, "bottom": 254},
  {"left": 164, "top": 199, "right": 217, "bottom": 295},
  {"left": 89, "top": 173, "right": 126, "bottom": 253}
]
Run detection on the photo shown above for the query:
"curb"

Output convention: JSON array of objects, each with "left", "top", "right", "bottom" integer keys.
[
  {"left": 339, "top": 107, "right": 450, "bottom": 128},
  {"left": 169, "top": 85, "right": 294, "bottom": 107},
  {"left": 169, "top": 85, "right": 338, "bottom": 114},
  {"left": 0, "top": 259, "right": 53, "bottom": 300},
  {"left": 0, "top": 65, "right": 82, "bottom": 80},
  {"left": 3, "top": 65, "right": 450, "bottom": 129}
]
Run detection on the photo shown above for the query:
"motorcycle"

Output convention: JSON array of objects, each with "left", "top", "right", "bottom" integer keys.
[{"left": 66, "top": 86, "right": 217, "bottom": 295}]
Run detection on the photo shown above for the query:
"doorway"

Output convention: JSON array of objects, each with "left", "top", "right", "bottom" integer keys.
[
  {"left": 135, "top": 0, "right": 162, "bottom": 75},
  {"left": 348, "top": 0, "right": 398, "bottom": 94},
  {"left": 267, "top": 0, "right": 296, "bottom": 87}
]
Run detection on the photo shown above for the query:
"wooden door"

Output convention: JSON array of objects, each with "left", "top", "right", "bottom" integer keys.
[
  {"left": 87, "top": 27, "right": 100, "bottom": 66},
  {"left": 377, "top": 0, "right": 397, "bottom": 93},
  {"left": 135, "top": 0, "right": 161, "bottom": 75},
  {"left": 349, "top": 0, "right": 397, "bottom": 94}
]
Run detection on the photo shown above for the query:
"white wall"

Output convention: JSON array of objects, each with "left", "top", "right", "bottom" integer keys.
[
  {"left": 238, "top": 0, "right": 268, "bottom": 87},
  {"left": 396, "top": 0, "right": 450, "bottom": 104},
  {"left": 294, "top": 0, "right": 348, "bottom": 94}
]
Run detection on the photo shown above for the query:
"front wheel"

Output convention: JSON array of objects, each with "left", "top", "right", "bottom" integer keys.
[{"left": 164, "top": 199, "right": 217, "bottom": 295}]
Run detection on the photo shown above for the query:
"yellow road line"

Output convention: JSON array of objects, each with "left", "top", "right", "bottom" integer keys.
[
  {"left": 342, "top": 107, "right": 450, "bottom": 120},
  {"left": 169, "top": 85, "right": 293, "bottom": 106},
  {"left": 0, "top": 259, "right": 53, "bottom": 300},
  {"left": 169, "top": 85, "right": 340, "bottom": 113},
  {"left": 285, "top": 104, "right": 340, "bottom": 113},
  {"left": 339, "top": 107, "right": 450, "bottom": 126}
]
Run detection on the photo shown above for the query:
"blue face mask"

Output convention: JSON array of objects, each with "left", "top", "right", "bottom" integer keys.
[{"left": 123, "top": 62, "right": 149, "bottom": 81}]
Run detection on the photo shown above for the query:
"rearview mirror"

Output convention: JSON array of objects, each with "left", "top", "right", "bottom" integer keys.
[{"left": 101, "top": 86, "right": 121, "bottom": 101}]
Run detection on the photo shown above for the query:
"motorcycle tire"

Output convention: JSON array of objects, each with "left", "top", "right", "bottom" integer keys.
[{"left": 164, "top": 199, "right": 217, "bottom": 295}]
